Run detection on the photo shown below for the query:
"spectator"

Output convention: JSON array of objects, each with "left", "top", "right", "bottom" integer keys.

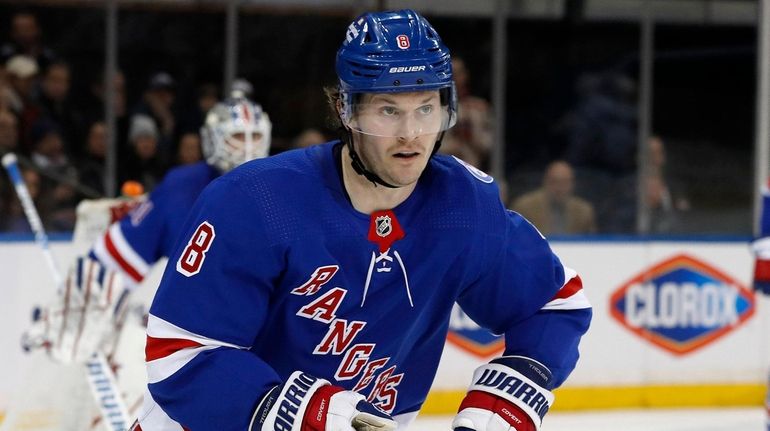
[
  {"left": 129, "top": 71, "right": 177, "bottom": 156},
  {"left": 438, "top": 56, "right": 493, "bottom": 169},
  {"left": 36, "top": 60, "right": 80, "bottom": 155},
  {"left": 174, "top": 131, "right": 202, "bottom": 166},
  {"left": 511, "top": 160, "right": 597, "bottom": 235},
  {"left": 648, "top": 135, "right": 689, "bottom": 211},
  {"left": 291, "top": 127, "right": 326, "bottom": 149},
  {"left": 4, "top": 55, "right": 41, "bottom": 152},
  {"left": 122, "top": 114, "right": 165, "bottom": 191},
  {"left": 0, "top": 109, "right": 19, "bottom": 155},
  {"left": 1, "top": 166, "right": 42, "bottom": 232},
  {"left": 178, "top": 82, "right": 218, "bottom": 135},
  {"left": 28, "top": 118, "right": 79, "bottom": 231},
  {"left": 644, "top": 174, "right": 677, "bottom": 233},
  {"left": 76, "top": 69, "right": 129, "bottom": 161},
  {"left": 77, "top": 120, "right": 107, "bottom": 196},
  {"left": 0, "top": 66, "right": 14, "bottom": 112},
  {"left": 644, "top": 135, "right": 689, "bottom": 233},
  {"left": 559, "top": 71, "right": 638, "bottom": 233},
  {"left": 4, "top": 55, "right": 38, "bottom": 114},
  {"left": 0, "top": 11, "right": 57, "bottom": 70}
]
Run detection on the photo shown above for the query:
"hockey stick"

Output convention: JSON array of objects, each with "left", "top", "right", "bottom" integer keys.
[{"left": 2, "top": 153, "right": 131, "bottom": 431}]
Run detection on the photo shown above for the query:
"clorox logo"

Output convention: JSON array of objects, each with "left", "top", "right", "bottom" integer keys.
[
  {"left": 610, "top": 253, "right": 755, "bottom": 355},
  {"left": 447, "top": 304, "right": 504, "bottom": 358}
]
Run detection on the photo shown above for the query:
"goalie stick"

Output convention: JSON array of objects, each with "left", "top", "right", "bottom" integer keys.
[{"left": 2, "top": 153, "right": 131, "bottom": 431}]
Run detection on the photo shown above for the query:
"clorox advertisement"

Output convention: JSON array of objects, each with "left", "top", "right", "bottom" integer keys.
[{"left": 609, "top": 253, "right": 755, "bottom": 355}]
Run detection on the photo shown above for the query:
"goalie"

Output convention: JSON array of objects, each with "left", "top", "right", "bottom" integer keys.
[
  {"left": 24, "top": 92, "right": 272, "bottom": 381},
  {"left": 133, "top": 9, "right": 592, "bottom": 431}
]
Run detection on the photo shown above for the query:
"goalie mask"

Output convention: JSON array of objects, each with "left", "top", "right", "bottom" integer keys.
[
  {"left": 201, "top": 95, "right": 272, "bottom": 173},
  {"left": 336, "top": 9, "right": 457, "bottom": 139}
]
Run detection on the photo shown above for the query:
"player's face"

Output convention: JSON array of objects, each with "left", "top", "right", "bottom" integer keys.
[{"left": 351, "top": 91, "right": 441, "bottom": 187}]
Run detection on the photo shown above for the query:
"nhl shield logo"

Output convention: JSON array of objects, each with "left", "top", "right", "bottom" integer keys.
[
  {"left": 375, "top": 215, "right": 392, "bottom": 238},
  {"left": 609, "top": 253, "right": 755, "bottom": 355}
]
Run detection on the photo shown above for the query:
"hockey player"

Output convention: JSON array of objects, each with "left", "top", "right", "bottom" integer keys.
[
  {"left": 753, "top": 180, "right": 770, "bottom": 431},
  {"left": 136, "top": 9, "right": 591, "bottom": 431},
  {"left": 27, "top": 92, "right": 272, "bottom": 364}
]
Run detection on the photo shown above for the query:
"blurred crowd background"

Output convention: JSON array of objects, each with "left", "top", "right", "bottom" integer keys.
[{"left": 0, "top": 0, "right": 758, "bottom": 236}]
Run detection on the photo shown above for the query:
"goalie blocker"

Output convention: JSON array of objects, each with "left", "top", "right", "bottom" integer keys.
[{"left": 452, "top": 356, "right": 554, "bottom": 431}]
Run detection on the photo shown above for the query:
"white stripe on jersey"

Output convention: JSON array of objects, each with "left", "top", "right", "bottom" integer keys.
[
  {"left": 146, "top": 314, "right": 247, "bottom": 383},
  {"left": 542, "top": 267, "right": 591, "bottom": 311},
  {"left": 106, "top": 223, "right": 151, "bottom": 276},
  {"left": 136, "top": 388, "right": 185, "bottom": 430},
  {"left": 542, "top": 289, "right": 591, "bottom": 311}
]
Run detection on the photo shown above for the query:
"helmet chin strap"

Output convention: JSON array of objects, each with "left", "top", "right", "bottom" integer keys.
[
  {"left": 342, "top": 129, "right": 398, "bottom": 189},
  {"left": 341, "top": 127, "right": 447, "bottom": 189}
]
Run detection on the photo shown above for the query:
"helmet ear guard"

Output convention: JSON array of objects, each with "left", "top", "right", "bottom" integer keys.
[{"left": 200, "top": 95, "right": 272, "bottom": 173}]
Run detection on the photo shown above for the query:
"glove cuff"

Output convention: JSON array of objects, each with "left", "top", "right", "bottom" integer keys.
[{"left": 465, "top": 356, "right": 554, "bottom": 430}]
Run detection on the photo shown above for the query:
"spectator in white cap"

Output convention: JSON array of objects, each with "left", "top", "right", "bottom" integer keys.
[
  {"left": 129, "top": 71, "right": 177, "bottom": 156},
  {"left": 4, "top": 54, "right": 38, "bottom": 114},
  {"left": 5, "top": 54, "right": 42, "bottom": 152},
  {"left": 123, "top": 113, "right": 165, "bottom": 191}
]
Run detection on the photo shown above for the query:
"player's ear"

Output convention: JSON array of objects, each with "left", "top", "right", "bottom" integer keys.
[{"left": 335, "top": 98, "right": 345, "bottom": 120}]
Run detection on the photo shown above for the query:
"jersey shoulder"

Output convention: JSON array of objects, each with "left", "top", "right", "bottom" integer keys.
[
  {"left": 210, "top": 143, "right": 337, "bottom": 246},
  {"left": 150, "top": 161, "right": 219, "bottom": 205},
  {"left": 425, "top": 154, "right": 506, "bottom": 233},
  {"left": 226, "top": 143, "right": 333, "bottom": 197},
  {"left": 159, "top": 161, "right": 219, "bottom": 189}
]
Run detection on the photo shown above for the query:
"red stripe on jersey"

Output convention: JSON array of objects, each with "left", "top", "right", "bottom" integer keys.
[
  {"left": 145, "top": 335, "right": 204, "bottom": 362},
  {"left": 552, "top": 274, "right": 583, "bottom": 300},
  {"left": 104, "top": 230, "right": 144, "bottom": 283}
]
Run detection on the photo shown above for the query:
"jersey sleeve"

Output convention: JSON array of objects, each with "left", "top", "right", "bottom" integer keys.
[
  {"left": 90, "top": 187, "right": 171, "bottom": 286},
  {"left": 142, "top": 176, "right": 283, "bottom": 429},
  {"left": 457, "top": 209, "right": 591, "bottom": 389},
  {"left": 753, "top": 179, "right": 770, "bottom": 291}
]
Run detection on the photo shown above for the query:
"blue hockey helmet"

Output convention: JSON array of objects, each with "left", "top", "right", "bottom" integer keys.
[{"left": 336, "top": 9, "right": 457, "bottom": 137}]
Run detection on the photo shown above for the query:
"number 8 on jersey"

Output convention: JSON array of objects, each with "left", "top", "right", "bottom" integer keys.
[{"left": 176, "top": 221, "right": 216, "bottom": 277}]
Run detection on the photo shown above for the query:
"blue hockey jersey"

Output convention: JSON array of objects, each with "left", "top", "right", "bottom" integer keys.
[
  {"left": 92, "top": 161, "right": 221, "bottom": 285},
  {"left": 140, "top": 142, "right": 592, "bottom": 430}
]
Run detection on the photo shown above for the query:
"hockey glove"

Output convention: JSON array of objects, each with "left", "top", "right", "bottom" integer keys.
[
  {"left": 753, "top": 237, "right": 770, "bottom": 294},
  {"left": 23, "top": 256, "right": 131, "bottom": 364},
  {"left": 451, "top": 356, "right": 554, "bottom": 431},
  {"left": 250, "top": 371, "right": 397, "bottom": 431}
]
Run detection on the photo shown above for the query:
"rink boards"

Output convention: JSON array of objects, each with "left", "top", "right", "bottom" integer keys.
[{"left": 0, "top": 237, "right": 765, "bottom": 417}]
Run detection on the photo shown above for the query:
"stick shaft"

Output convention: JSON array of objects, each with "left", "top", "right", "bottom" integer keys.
[{"left": 2, "top": 153, "right": 62, "bottom": 286}]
